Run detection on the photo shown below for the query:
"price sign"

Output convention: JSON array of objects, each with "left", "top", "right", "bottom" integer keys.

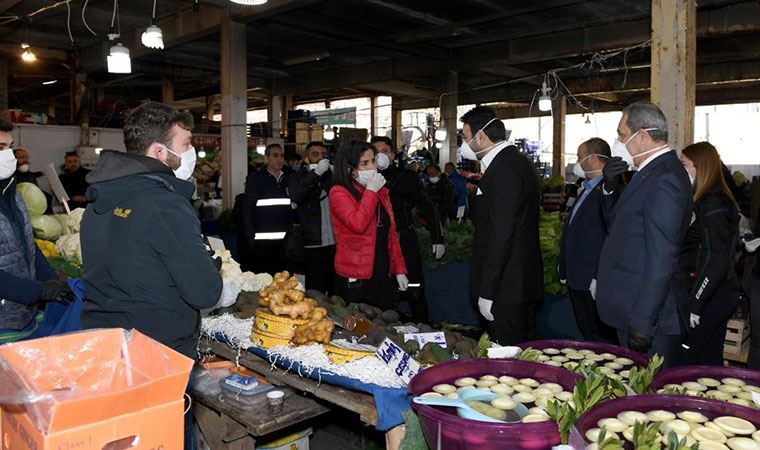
[
  {"left": 375, "top": 338, "right": 421, "bottom": 385},
  {"left": 403, "top": 332, "right": 447, "bottom": 349}
]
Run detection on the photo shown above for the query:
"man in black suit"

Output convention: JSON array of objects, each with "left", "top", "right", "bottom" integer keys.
[
  {"left": 595, "top": 101, "right": 693, "bottom": 367},
  {"left": 461, "top": 106, "right": 543, "bottom": 345},
  {"left": 559, "top": 138, "right": 617, "bottom": 343}
]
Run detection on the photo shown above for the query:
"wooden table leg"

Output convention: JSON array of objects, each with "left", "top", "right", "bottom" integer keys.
[{"left": 385, "top": 425, "right": 406, "bottom": 450}]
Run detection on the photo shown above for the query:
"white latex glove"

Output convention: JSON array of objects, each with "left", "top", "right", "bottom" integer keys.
[
  {"left": 366, "top": 172, "right": 386, "bottom": 192},
  {"left": 478, "top": 297, "right": 494, "bottom": 321},
  {"left": 396, "top": 274, "right": 409, "bottom": 291},
  {"left": 432, "top": 244, "right": 446, "bottom": 260},
  {"left": 456, "top": 206, "right": 465, "bottom": 220},
  {"left": 314, "top": 158, "right": 330, "bottom": 176},
  {"left": 560, "top": 279, "right": 567, "bottom": 285},
  {"left": 690, "top": 313, "right": 701, "bottom": 328},
  {"left": 590, "top": 278, "right": 597, "bottom": 300}
]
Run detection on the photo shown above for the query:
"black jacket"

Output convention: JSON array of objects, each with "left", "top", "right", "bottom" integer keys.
[
  {"left": 59, "top": 167, "right": 90, "bottom": 209},
  {"left": 679, "top": 186, "right": 739, "bottom": 315},
  {"left": 424, "top": 176, "right": 454, "bottom": 225},
  {"left": 289, "top": 166, "right": 333, "bottom": 246},
  {"left": 80, "top": 151, "right": 222, "bottom": 359},
  {"left": 243, "top": 169, "right": 292, "bottom": 240},
  {"left": 471, "top": 145, "right": 543, "bottom": 304},
  {"left": 382, "top": 165, "right": 443, "bottom": 243}
]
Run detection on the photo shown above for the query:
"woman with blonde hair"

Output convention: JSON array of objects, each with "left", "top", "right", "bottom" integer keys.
[{"left": 679, "top": 142, "right": 739, "bottom": 365}]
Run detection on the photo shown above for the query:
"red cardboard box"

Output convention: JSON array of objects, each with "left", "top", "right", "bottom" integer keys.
[{"left": 0, "top": 329, "right": 193, "bottom": 450}]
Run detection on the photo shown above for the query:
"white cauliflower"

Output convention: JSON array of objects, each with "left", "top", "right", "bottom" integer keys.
[
  {"left": 54, "top": 208, "right": 85, "bottom": 234},
  {"left": 56, "top": 233, "right": 82, "bottom": 265},
  {"left": 212, "top": 249, "right": 274, "bottom": 292}
]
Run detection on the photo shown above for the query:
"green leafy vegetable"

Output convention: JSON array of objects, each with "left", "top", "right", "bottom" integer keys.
[
  {"left": 476, "top": 333, "right": 491, "bottom": 359},
  {"left": 17, "top": 182, "right": 47, "bottom": 216},
  {"left": 417, "top": 221, "right": 474, "bottom": 269},
  {"left": 627, "top": 354, "right": 664, "bottom": 394}
]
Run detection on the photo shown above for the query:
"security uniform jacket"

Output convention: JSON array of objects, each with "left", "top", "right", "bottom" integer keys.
[
  {"left": 596, "top": 150, "right": 693, "bottom": 337},
  {"left": 471, "top": 144, "right": 543, "bottom": 306},
  {"left": 243, "top": 169, "right": 292, "bottom": 241}
]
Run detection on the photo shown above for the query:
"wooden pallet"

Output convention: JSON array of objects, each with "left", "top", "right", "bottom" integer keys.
[{"left": 724, "top": 318, "right": 750, "bottom": 364}]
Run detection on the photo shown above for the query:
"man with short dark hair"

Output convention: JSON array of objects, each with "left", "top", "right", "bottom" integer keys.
[
  {"left": 559, "top": 138, "right": 616, "bottom": 343},
  {"left": 595, "top": 101, "right": 692, "bottom": 367},
  {"left": 289, "top": 141, "right": 335, "bottom": 294},
  {"left": 460, "top": 105, "right": 542, "bottom": 345},
  {"left": 59, "top": 151, "right": 90, "bottom": 209},
  {"left": 243, "top": 143, "right": 292, "bottom": 274},
  {"left": 371, "top": 135, "right": 444, "bottom": 323},
  {"left": 0, "top": 119, "right": 69, "bottom": 343}
]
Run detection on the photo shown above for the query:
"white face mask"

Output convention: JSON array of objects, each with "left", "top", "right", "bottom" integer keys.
[
  {"left": 309, "top": 163, "right": 319, "bottom": 171},
  {"left": 622, "top": 128, "right": 667, "bottom": 168},
  {"left": 17, "top": 163, "right": 29, "bottom": 173},
  {"left": 611, "top": 139, "right": 635, "bottom": 168},
  {"left": 429, "top": 176, "right": 440, "bottom": 184},
  {"left": 572, "top": 153, "right": 607, "bottom": 179},
  {"left": 0, "top": 150, "right": 17, "bottom": 180},
  {"left": 375, "top": 152, "right": 391, "bottom": 171},
  {"left": 165, "top": 145, "right": 197, "bottom": 180},
  {"left": 355, "top": 169, "right": 376, "bottom": 187},
  {"left": 460, "top": 118, "right": 499, "bottom": 161}
]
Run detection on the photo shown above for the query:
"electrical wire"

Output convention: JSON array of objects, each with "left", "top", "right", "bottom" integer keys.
[
  {"left": 152, "top": 0, "right": 158, "bottom": 20},
  {"left": 110, "top": 0, "right": 117, "bottom": 29},
  {"left": 82, "top": 0, "right": 97, "bottom": 36},
  {"left": 65, "top": 1, "right": 74, "bottom": 47}
]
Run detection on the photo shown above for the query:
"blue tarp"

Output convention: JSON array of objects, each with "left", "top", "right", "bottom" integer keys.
[{"left": 214, "top": 334, "right": 410, "bottom": 431}]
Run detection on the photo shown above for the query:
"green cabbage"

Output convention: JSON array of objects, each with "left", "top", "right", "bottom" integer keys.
[
  {"left": 31, "top": 215, "right": 64, "bottom": 241},
  {"left": 17, "top": 182, "right": 47, "bottom": 216}
]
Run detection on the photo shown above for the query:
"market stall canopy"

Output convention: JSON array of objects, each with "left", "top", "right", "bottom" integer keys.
[{"left": 2, "top": 0, "right": 760, "bottom": 121}]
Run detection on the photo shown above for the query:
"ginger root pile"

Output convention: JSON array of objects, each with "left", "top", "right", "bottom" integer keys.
[{"left": 258, "top": 271, "right": 334, "bottom": 344}]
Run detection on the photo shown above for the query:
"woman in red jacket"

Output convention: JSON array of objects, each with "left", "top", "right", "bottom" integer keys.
[{"left": 330, "top": 140, "right": 408, "bottom": 309}]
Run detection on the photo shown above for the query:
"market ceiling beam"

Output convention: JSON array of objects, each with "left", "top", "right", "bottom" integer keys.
[{"left": 270, "top": 1, "right": 760, "bottom": 98}]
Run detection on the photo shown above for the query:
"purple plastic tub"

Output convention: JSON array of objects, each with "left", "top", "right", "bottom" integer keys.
[
  {"left": 408, "top": 359, "right": 581, "bottom": 450},
  {"left": 519, "top": 339, "right": 648, "bottom": 368},
  {"left": 569, "top": 394, "right": 760, "bottom": 449},
  {"left": 651, "top": 365, "right": 760, "bottom": 406}
]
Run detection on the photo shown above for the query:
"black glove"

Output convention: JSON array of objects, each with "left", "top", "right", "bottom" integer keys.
[
  {"left": 628, "top": 327, "right": 652, "bottom": 353},
  {"left": 602, "top": 156, "right": 629, "bottom": 192},
  {"left": 38, "top": 279, "right": 74, "bottom": 303}
]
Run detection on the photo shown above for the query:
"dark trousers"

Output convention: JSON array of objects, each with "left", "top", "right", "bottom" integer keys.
[
  {"left": 682, "top": 288, "right": 738, "bottom": 365},
  {"left": 745, "top": 274, "right": 760, "bottom": 370},
  {"left": 250, "top": 239, "right": 289, "bottom": 275},
  {"left": 398, "top": 228, "right": 429, "bottom": 323},
  {"left": 616, "top": 329, "right": 684, "bottom": 369},
  {"left": 489, "top": 301, "right": 537, "bottom": 346},
  {"left": 304, "top": 245, "right": 336, "bottom": 295},
  {"left": 569, "top": 288, "right": 618, "bottom": 344},
  {"left": 335, "top": 275, "right": 394, "bottom": 310}
]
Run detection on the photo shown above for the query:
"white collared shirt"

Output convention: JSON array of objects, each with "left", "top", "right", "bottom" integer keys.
[
  {"left": 635, "top": 146, "right": 671, "bottom": 172},
  {"left": 480, "top": 141, "right": 510, "bottom": 173}
]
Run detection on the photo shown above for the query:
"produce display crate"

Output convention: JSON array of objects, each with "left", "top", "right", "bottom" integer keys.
[{"left": 724, "top": 318, "right": 750, "bottom": 365}]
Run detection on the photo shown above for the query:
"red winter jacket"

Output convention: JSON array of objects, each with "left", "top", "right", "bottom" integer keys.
[{"left": 329, "top": 183, "right": 407, "bottom": 280}]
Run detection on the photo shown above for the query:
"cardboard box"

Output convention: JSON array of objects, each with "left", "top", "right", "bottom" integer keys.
[{"left": 0, "top": 329, "right": 193, "bottom": 450}]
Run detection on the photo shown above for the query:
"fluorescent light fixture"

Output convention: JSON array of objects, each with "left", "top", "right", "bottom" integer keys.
[
  {"left": 282, "top": 51, "right": 330, "bottom": 66},
  {"left": 323, "top": 128, "right": 335, "bottom": 141},
  {"left": 230, "top": 0, "right": 268, "bottom": 4},
  {"left": 42, "top": 79, "right": 58, "bottom": 85},
  {"left": 197, "top": 150, "right": 207, "bottom": 158},
  {"left": 538, "top": 81, "right": 552, "bottom": 112},
  {"left": 141, "top": 24, "right": 164, "bottom": 49},
  {"left": 434, "top": 128, "right": 447, "bottom": 141},
  {"left": 107, "top": 43, "right": 131, "bottom": 73}
]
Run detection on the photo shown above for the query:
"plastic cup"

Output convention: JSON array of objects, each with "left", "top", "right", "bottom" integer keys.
[{"left": 267, "top": 390, "right": 285, "bottom": 415}]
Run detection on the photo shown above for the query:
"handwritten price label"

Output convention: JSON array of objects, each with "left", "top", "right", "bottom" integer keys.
[{"left": 375, "top": 338, "right": 422, "bottom": 385}]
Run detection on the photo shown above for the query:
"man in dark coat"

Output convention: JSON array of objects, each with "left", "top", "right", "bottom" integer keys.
[
  {"left": 243, "top": 143, "right": 292, "bottom": 274},
  {"left": 461, "top": 106, "right": 543, "bottom": 345},
  {"left": 59, "top": 151, "right": 90, "bottom": 209},
  {"left": 371, "top": 136, "right": 445, "bottom": 323},
  {"left": 559, "top": 138, "right": 617, "bottom": 343},
  {"left": 289, "top": 141, "right": 335, "bottom": 294},
  {"left": 595, "top": 101, "right": 693, "bottom": 368},
  {"left": 0, "top": 119, "right": 68, "bottom": 343}
]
